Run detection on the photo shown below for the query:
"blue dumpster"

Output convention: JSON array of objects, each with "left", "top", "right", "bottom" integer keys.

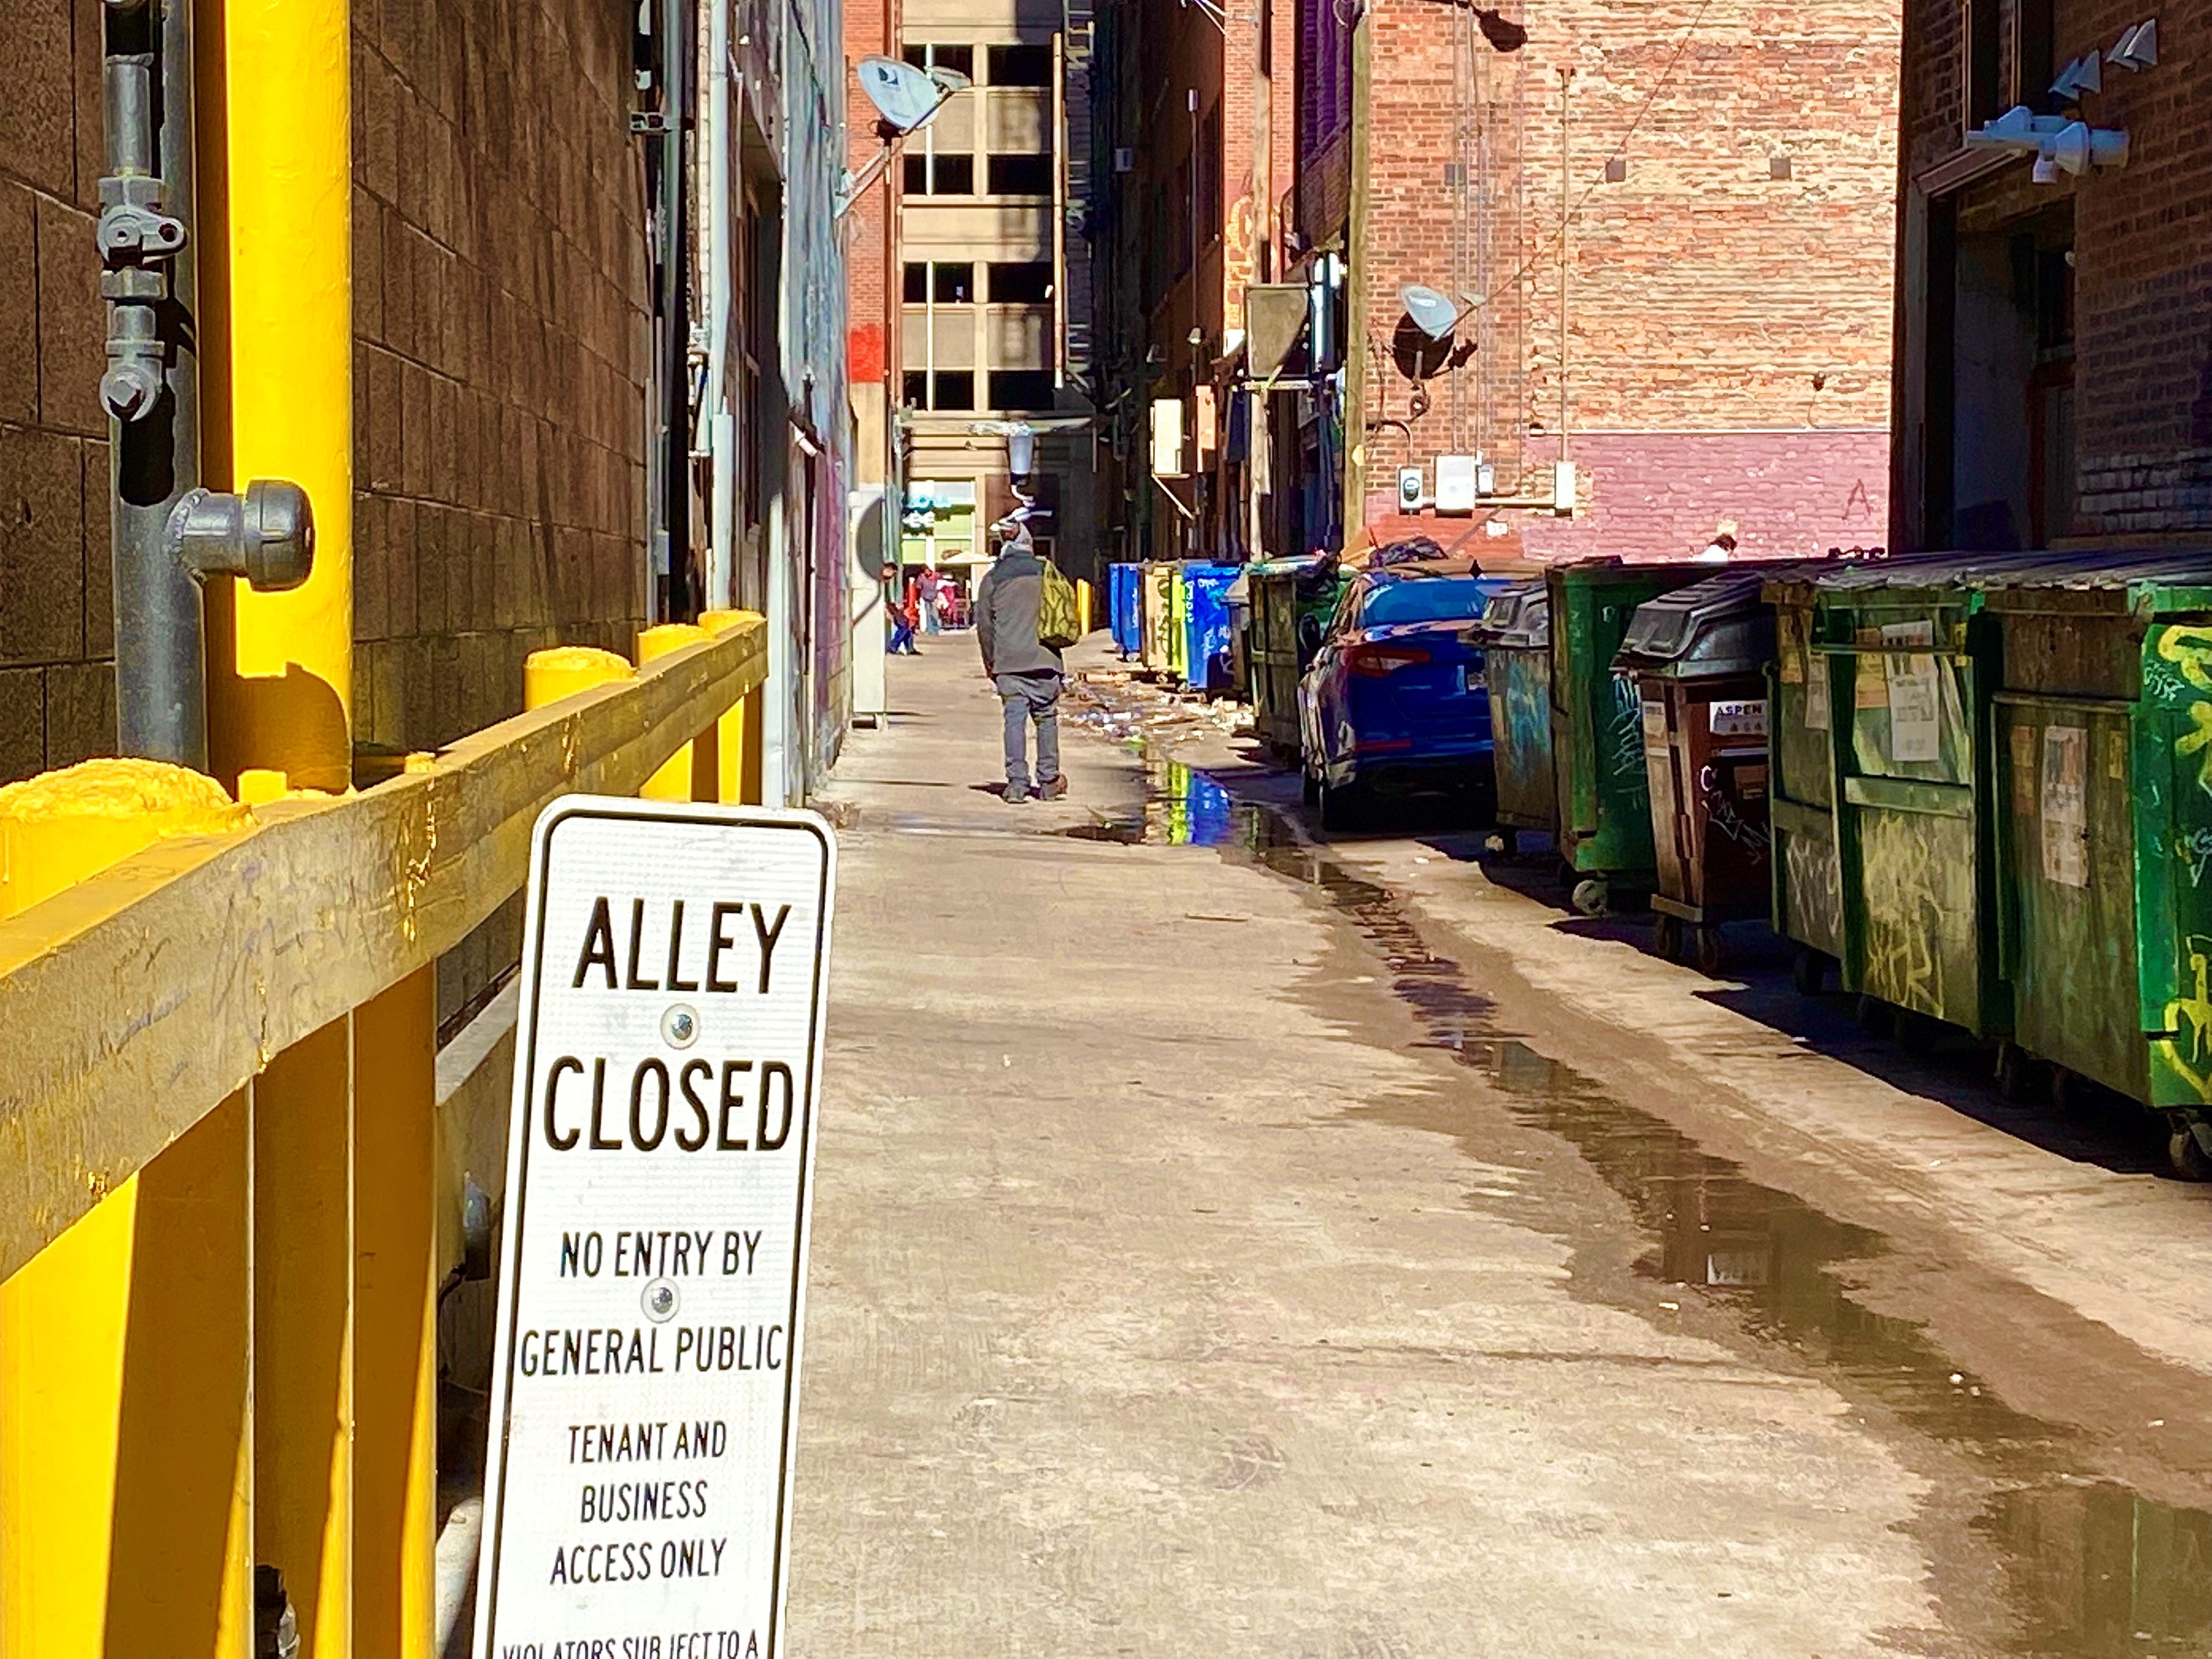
[
  {"left": 1182, "top": 563, "right": 1242, "bottom": 692},
  {"left": 1109, "top": 563, "right": 1142, "bottom": 657}
]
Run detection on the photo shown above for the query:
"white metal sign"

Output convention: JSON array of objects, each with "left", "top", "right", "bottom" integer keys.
[{"left": 475, "top": 797, "right": 837, "bottom": 1659}]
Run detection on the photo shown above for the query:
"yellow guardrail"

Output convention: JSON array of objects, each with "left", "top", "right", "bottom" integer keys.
[{"left": 0, "top": 614, "right": 768, "bottom": 1656}]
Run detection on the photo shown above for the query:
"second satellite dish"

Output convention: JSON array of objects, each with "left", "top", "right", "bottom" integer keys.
[
  {"left": 1399, "top": 284, "right": 1483, "bottom": 341},
  {"left": 857, "top": 55, "right": 968, "bottom": 133}
]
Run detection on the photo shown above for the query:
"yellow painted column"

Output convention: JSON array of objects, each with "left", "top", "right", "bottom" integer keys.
[
  {"left": 204, "top": 0, "right": 353, "bottom": 802},
  {"left": 636, "top": 624, "right": 716, "bottom": 800},
  {"left": 0, "top": 761, "right": 255, "bottom": 1658},
  {"left": 352, "top": 967, "right": 437, "bottom": 1659},
  {"left": 201, "top": 1, "right": 358, "bottom": 1645},
  {"left": 699, "top": 610, "right": 765, "bottom": 804}
]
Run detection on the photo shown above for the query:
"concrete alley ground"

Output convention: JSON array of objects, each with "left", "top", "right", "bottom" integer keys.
[{"left": 791, "top": 641, "right": 2212, "bottom": 1659}]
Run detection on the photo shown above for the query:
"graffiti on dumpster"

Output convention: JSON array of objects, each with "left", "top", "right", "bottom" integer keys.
[
  {"left": 1607, "top": 674, "right": 1646, "bottom": 787},
  {"left": 2157, "top": 939, "right": 2212, "bottom": 1104},
  {"left": 1858, "top": 810, "right": 1960, "bottom": 1014},
  {"left": 2178, "top": 703, "right": 2212, "bottom": 798},
  {"left": 2179, "top": 827, "right": 2212, "bottom": 889},
  {"left": 1699, "top": 764, "right": 1765, "bottom": 854}
]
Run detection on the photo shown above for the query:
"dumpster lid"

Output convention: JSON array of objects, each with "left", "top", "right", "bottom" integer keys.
[
  {"left": 1613, "top": 566, "right": 1794, "bottom": 671},
  {"left": 1464, "top": 578, "right": 1549, "bottom": 647},
  {"left": 1788, "top": 548, "right": 2096, "bottom": 602},
  {"left": 1967, "top": 550, "right": 2212, "bottom": 614}
]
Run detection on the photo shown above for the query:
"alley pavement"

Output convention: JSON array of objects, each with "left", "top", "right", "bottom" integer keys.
[{"left": 793, "top": 639, "right": 2212, "bottom": 1658}]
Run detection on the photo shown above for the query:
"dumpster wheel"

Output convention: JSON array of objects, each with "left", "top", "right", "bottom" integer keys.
[
  {"left": 2168, "top": 1116, "right": 2212, "bottom": 1182},
  {"left": 1790, "top": 946, "right": 1830, "bottom": 997},
  {"left": 1691, "top": 926, "right": 1726, "bottom": 977},
  {"left": 1653, "top": 913, "right": 1683, "bottom": 961},
  {"left": 1570, "top": 877, "right": 1610, "bottom": 918}
]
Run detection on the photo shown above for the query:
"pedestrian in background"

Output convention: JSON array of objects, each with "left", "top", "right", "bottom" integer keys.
[
  {"left": 976, "top": 520, "right": 1066, "bottom": 803},
  {"left": 882, "top": 563, "right": 917, "bottom": 656}
]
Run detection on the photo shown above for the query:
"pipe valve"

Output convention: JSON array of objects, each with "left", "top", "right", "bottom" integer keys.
[{"left": 167, "top": 481, "right": 316, "bottom": 593}]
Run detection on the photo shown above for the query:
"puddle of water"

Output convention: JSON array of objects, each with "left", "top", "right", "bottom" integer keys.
[{"left": 1060, "top": 686, "right": 2212, "bottom": 1656}]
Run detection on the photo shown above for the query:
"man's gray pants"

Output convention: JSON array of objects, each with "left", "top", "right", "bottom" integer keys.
[{"left": 995, "top": 671, "right": 1062, "bottom": 792}]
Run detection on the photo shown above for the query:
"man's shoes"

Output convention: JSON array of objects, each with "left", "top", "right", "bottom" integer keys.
[
  {"left": 1003, "top": 785, "right": 1032, "bottom": 804},
  {"left": 1037, "top": 776, "right": 1069, "bottom": 801}
]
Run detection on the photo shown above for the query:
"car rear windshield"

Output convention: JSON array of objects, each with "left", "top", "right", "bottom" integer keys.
[{"left": 1361, "top": 578, "right": 1493, "bottom": 626}]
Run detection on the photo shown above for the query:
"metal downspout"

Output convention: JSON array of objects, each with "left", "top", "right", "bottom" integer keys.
[
  {"left": 100, "top": 0, "right": 311, "bottom": 774},
  {"left": 707, "top": 0, "right": 737, "bottom": 611}
]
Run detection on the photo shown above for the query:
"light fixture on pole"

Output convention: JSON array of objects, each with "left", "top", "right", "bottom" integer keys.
[{"left": 837, "top": 56, "right": 970, "bottom": 218}]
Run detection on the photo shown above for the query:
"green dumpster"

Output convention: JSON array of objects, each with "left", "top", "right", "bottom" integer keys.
[
  {"left": 1764, "top": 568, "right": 1848, "bottom": 991},
  {"left": 1548, "top": 559, "right": 1715, "bottom": 912},
  {"left": 1468, "top": 579, "right": 1555, "bottom": 845},
  {"left": 1247, "top": 555, "right": 1346, "bottom": 760},
  {"left": 1977, "top": 554, "right": 2212, "bottom": 1176},
  {"left": 1811, "top": 552, "right": 2080, "bottom": 1037}
]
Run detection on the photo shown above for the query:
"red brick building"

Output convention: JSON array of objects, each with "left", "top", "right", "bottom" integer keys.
[
  {"left": 1892, "top": 0, "right": 2206, "bottom": 552},
  {"left": 1345, "top": 0, "right": 1902, "bottom": 561}
]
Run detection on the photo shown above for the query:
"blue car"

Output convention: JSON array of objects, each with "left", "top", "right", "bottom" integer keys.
[{"left": 1297, "top": 566, "right": 1514, "bottom": 829}]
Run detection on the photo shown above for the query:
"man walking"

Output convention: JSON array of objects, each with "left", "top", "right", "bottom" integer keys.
[{"left": 976, "top": 521, "right": 1066, "bottom": 803}]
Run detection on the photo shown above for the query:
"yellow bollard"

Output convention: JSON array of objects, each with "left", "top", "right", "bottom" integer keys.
[
  {"left": 1077, "top": 577, "right": 1093, "bottom": 638},
  {"left": 523, "top": 645, "right": 637, "bottom": 711},
  {"left": 636, "top": 624, "right": 716, "bottom": 800},
  {"left": 0, "top": 761, "right": 256, "bottom": 1658},
  {"left": 699, "top": 610, "right": 766, "bottom": 804}
]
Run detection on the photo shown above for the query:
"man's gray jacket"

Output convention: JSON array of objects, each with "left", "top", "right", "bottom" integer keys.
[{"left": 976, "top": 551, "right": 1064, "bottom": 677}]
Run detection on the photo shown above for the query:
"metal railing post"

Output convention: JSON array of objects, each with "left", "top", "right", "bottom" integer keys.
[
  {"left": 637, "top": 625, "right": 720, "bottom": 799},
  {"left": 0, "top": 764, "right": 257, "bottom": 1655},
  {"left": 701, "top": 609, "right": 769, "bottom": 803}
]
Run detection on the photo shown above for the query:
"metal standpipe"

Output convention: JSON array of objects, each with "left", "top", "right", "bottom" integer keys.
[{"left": 100, "top": 0, "right": 313, "bottom": 774}]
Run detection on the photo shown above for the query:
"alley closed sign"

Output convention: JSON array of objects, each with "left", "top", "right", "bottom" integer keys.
[{"left": 475, "top": 797, "right": 836, "bottom": 1659}]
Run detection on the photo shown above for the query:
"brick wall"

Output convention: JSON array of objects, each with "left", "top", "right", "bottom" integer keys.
[
  {"left": 1900, "top": 0, "right": 2212, "bottom": 543},
  {"left": 0, "top": 3, "right": 116, "bottom": 785},
  {"left": 1359, "top": 0, "right": 1901, "bottom": 557},
  {"left": 352, "top": 0, "right": 650, "bottom": 760}
]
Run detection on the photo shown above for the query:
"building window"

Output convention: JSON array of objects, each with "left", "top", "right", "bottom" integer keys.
[
  {"left": 933, "top": 262, "right": 975, "bottom": 303},
  {"left": 1965, "top": 0, "right": 2001, "bottom": 127},
  {"left": 988, "top": 153, "right": 1054, "bottom": 196},
  {"left": 904, "top": 370, "right": 978, "bottom": 411},
  {"left": 903, "top": 263, "right": 928, "bottom": 302},
  {"left": 988, "top": 262, "right": 1053, "bottom": 303},
  {"left": 989, "top": 370, "right": 1057, "bottom": 411},
  {"left": 2015, "top": 0, "right": 2056, "bottom": 108},
  {"left": 901, "top": 43, "right": 974, "bottom": 77},
  {"left": 904, "top": 151, "right": 975, "bottom": 195},
  {"left": 987, "top": 44, "right": 1053, "bottom": 86}
]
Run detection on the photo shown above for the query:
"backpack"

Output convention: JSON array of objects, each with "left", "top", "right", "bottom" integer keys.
[{"left": 1037, "top": 560, "right": 1081, "bottom": 650}]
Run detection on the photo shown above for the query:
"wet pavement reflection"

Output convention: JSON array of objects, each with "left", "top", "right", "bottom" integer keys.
[{"left": 1064, "top": 729, "right": 2212, "bottom": 1658}]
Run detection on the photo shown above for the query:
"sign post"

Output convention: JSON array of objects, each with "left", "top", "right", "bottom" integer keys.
[{"left": 474, "top": 798, "right": 836, "bottom": 1659}]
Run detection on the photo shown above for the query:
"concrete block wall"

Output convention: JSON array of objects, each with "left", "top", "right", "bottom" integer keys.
[
  {"left": 0, "top": 3, "right": 117, "bottom": 785},
  {"left": 1358, "top": 0, "right": 1900, "bottom": 558},
  {"left": 352, "top": 0, "right": 652, "bottom": 758},
  {"left": 0, "top": 2, "right": 652, "bottom": 788}
]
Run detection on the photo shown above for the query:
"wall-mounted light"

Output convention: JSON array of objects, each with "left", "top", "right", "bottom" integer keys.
[{"left": 2108, "top": 18, "right": 2158, "bottom": 70}]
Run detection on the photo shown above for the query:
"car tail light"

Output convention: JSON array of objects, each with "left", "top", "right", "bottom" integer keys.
[{"left": 1347, "top": 642, "right": 1432, "bottom": 678}]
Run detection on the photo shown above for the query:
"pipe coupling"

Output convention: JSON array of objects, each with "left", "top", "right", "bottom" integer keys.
[{"left": 167, "top": 480, "right": 315, "bottom": 592}]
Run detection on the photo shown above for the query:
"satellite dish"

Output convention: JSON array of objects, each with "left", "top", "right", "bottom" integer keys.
[
  {"left": 856, "top": 55, "right": 956, "bottom": 133},
  {"left": 1400, "top": 284, "right": 1462, "bottom": 341}
]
